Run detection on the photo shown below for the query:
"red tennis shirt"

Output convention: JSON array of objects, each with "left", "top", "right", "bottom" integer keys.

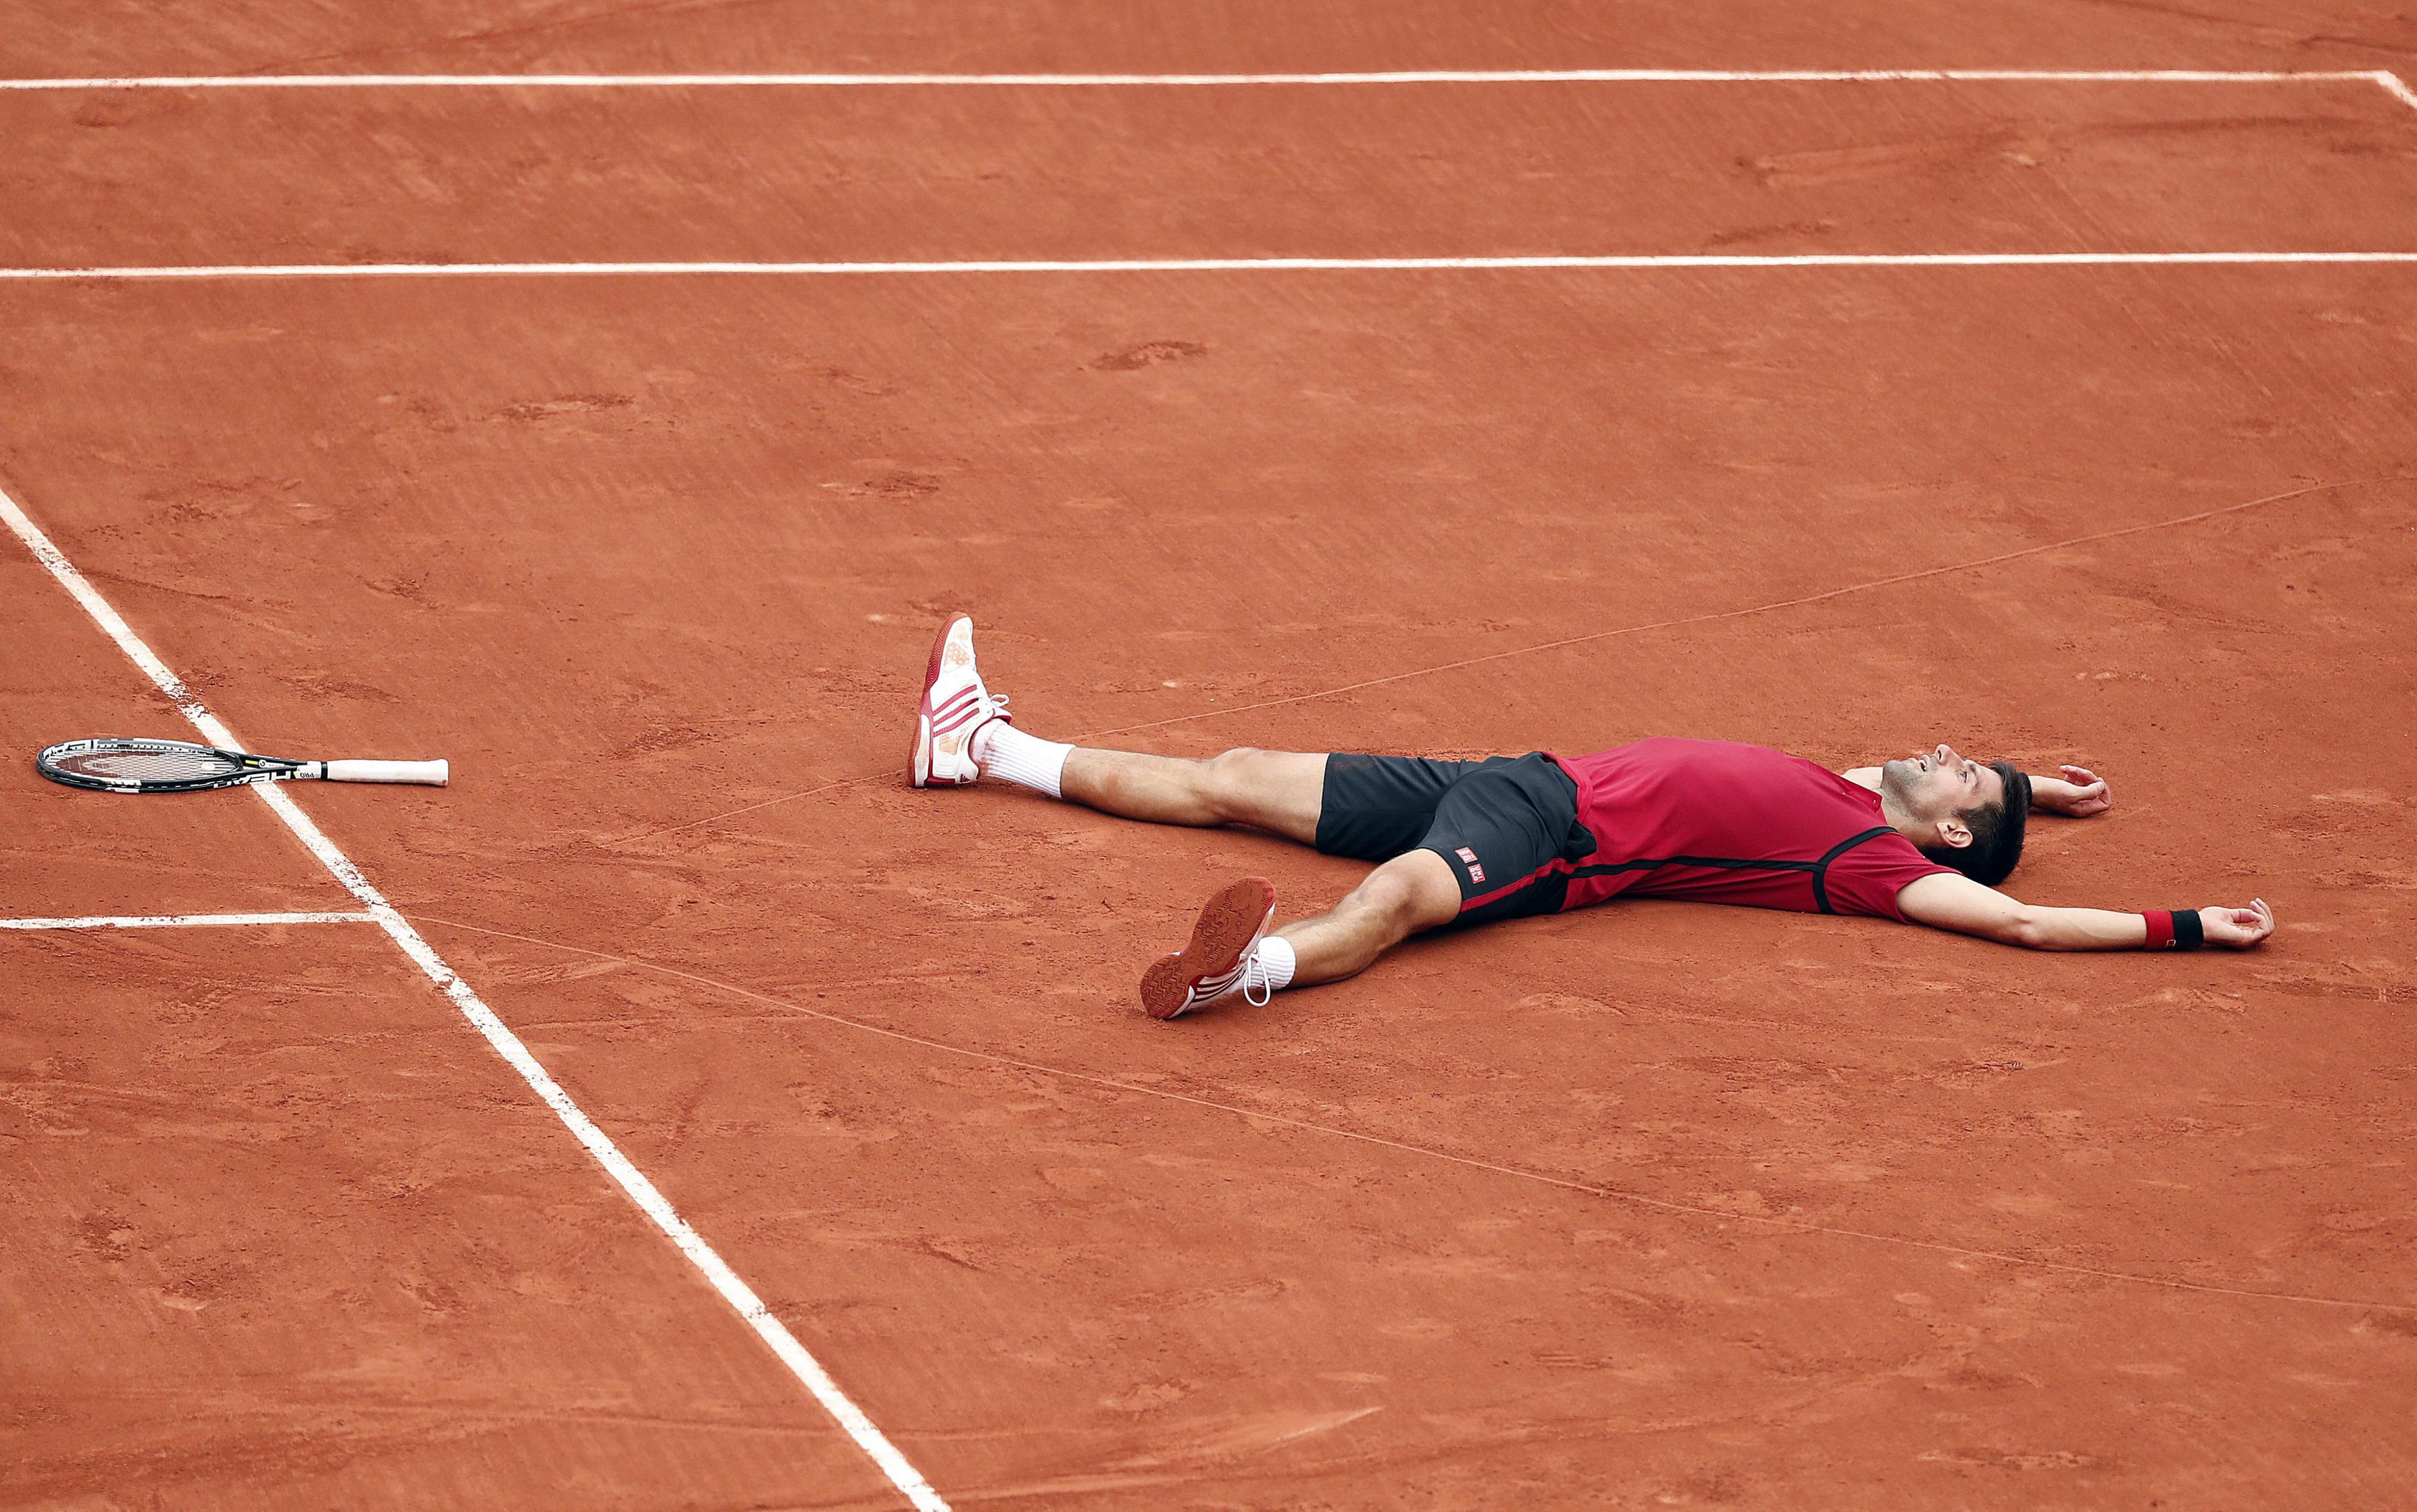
[{"left": 1547, "top": 738, "right": 1954, "bottom": 921}]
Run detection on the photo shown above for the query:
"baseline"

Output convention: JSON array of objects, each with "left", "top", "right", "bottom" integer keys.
[
  {"left": 8, "top": 252, "right": 2417, "bottom": 281},
  {"left": 0, "top": 483, "right": 951, "bottom": 1511}
]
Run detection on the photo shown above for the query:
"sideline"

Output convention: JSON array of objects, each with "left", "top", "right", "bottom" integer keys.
[
  {"left": 0, "top": 68, "right": 2404, "bottom": 90},
  {"left": 0, "top": 910, "right": 376, "bottom": 929}
]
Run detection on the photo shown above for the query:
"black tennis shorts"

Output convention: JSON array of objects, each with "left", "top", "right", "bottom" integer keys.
[{"left": 1314, "top": 753, "right": 1597, "bottom": 925}]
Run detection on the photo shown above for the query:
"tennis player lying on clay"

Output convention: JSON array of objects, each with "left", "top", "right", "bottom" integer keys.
[{"left": 911, "top": 617, "right": 2276, "bottom": 1018}]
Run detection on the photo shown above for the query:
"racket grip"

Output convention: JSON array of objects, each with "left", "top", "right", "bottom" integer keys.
[{"left": 323, "top": 759, "right": 450, "bottom": 786}]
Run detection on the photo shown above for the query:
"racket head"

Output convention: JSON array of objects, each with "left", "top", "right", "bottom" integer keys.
[{"left": 36, "top": 738, "right": 297, "bottom": 794}]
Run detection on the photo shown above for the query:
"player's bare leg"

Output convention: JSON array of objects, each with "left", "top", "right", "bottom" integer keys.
[
  {"left": 905, "top": 617, "right": 1463, "bottom": 1016},
  {"left": 1059, "top": 746, "right": 1327, "bottom": 843},
  {"left": 1273, "top": 849, "right": 1462, "bottom": 982},
  {"left": 1142, "top": 851, "right": 1462, "bottom": 1018},
  {"left": 912, "top": 617, "right": 1326, "bottom": 846},
  {"left": 914, "top": 616, "right": 1334, "bottom": 850}
]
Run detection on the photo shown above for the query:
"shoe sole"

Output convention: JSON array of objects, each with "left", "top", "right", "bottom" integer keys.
[
  {"left": 1140, "top": 877, "right": 1277, "bottom": 1020},
  {"left": 910, "top": 614, "right": 969, "bottom": 788}
]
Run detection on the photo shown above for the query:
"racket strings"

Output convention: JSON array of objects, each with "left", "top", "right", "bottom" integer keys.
[{"left": 56, "top": 749, "right": 244, "bottom": 781}]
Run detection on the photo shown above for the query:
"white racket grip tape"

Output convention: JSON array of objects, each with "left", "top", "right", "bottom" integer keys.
[{"left": 323, "top": 758, "right": 450, "bottom": 786}]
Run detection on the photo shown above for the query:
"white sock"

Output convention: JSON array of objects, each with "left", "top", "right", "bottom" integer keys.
[
  {"left": 973, "top": 719, "right": 1072, "bottom": 797},
  {"left": 1253, "top": 936, "right": 1298, "bottom": 992},
  {"left": 1199, "top": 934, "right": 1299, "bottom": 1007}
]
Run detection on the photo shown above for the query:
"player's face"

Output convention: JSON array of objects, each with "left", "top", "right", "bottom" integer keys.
[{"left": 1880, "top": 742, "right": 1999, "bottom": 822}]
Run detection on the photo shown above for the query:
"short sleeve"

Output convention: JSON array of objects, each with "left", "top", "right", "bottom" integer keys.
[{"left": 1822, "top": 834, "right": 1956, "bottom": 920}]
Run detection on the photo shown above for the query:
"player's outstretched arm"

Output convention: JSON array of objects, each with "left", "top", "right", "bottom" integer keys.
[{"left": 1896, "top": 872, "right": 2274, "bottom": 951}]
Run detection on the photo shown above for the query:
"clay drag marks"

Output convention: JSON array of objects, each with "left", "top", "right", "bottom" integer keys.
[{"left": 5, "top": 62, "right": 2417, "bottom": 1512}]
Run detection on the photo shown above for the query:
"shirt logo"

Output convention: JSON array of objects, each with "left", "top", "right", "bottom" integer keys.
[{"left": 1455, "top": 846, "right": 1485, "bottom": 884}]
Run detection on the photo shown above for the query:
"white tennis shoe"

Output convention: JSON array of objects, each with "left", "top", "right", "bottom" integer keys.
[
  {"left": 1140, "top": 877, "right": 1280, "bottom": 1020},
  {"left": 911, "top": 614, "right": 1011, "bottom": 788}
]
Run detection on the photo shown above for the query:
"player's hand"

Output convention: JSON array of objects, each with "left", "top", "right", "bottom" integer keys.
[
  {"left": 2046, "top": 764, "right": 2111, "bottom": 817},
  {"left": 2201, "top": 898, "right": 2274, "bottom": 949}
]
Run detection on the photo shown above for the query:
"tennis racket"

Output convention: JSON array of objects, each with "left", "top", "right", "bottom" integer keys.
[{"left": 37, "top": 738, "right": 448, "bottom": 794}]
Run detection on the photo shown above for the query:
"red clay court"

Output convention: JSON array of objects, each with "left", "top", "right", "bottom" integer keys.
[{"left": 4, "top": 4, "right": 2415, "bottom": 1507}]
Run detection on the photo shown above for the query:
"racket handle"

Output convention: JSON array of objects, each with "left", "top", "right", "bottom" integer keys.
[{"left": 323, "top": 759, "right": 450, "bottom": 786}]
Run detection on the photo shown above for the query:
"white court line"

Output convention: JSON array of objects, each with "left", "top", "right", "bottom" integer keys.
[
  {"left": 0, "top": 487, "right": 950, "bottom": 1510},
  {"left": 0, "top": 67, "right": 2400, "bottom": 88},
  {"left": 0, "top": 910, "right": 376, "bottom": 930},
  {"left": 4, "top": 252, "right": 2415, "bottom": 281},
  {"left": 2381, "top": 71, "right": 2417, "bottom": 111}
]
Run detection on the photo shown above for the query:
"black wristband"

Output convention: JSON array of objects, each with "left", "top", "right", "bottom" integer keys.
[{"left": 2170, "top": 909, "right": 2204, "bottom": 950}]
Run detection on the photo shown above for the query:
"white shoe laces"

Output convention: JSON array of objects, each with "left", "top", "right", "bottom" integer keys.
[
  {"left": 1196, "top": 951, "right": 1274, "bottom": 1008},
  {"left": 963, "top": 694, "right": 1010, "bottom": 773}
]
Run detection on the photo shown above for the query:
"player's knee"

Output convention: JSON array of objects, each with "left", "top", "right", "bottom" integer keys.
[
  {"left": 1354, "top": 854, "right": 1460, "bottom": 935},
  {"left": 1199, "top": 747, "right": 1266, "bottom": 818}
]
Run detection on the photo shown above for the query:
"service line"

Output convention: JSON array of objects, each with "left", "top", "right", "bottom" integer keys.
[
  {"left": 0, "top": 68, "right": 2403, "bottom": 90},
  {"left": 5, "top": 251, "right": 2417, "bottom": 281},
  {"left": 0, "top": 484, "right": 952, "bottom": 1511},
  {"left": 0, "top": 910, "right": 376, "bottom": 930}
]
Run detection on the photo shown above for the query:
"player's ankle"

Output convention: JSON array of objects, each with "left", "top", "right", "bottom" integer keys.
[
  {"left": 1199, "top": 935, "right": 1298, "bottom": 1008},
  {"left": 1253, "top": 936, "right": 1298, "bottom": 994},
  {"left": 976, "top": 721, "right": 1073, "bottom": 797}
]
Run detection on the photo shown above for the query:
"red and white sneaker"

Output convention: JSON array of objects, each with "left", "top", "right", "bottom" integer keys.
[
  {"left": 1140, "top": 877, "right": 1279, "bottom": 1020},
  {"left": 911, "top": 614, "right": 1010, "bottom": 788}
]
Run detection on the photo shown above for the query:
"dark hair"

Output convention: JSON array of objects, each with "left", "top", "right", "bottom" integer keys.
[{"left": 1922, "top": 760, "right": 2030, "bottom": 886}]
